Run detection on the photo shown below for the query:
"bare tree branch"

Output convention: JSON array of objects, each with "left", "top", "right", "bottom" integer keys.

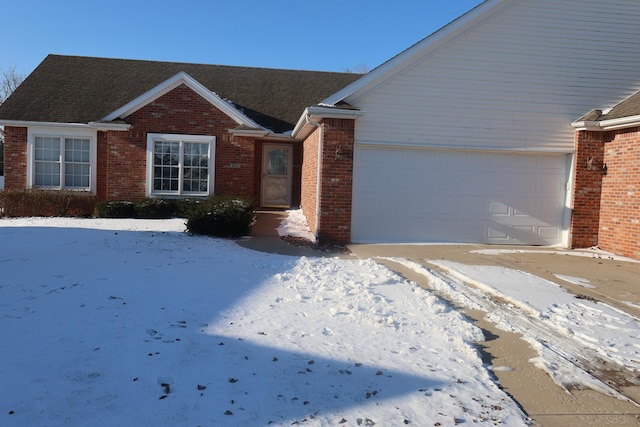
[
  {"left": 343, "top": 64, "right": 370, "bottom": 74},
  {"left": 0, "top": 66, "right": 25, "bottom": 105},
  {"left": 0, "top": 66, "right": 25, "bottom": 176}
]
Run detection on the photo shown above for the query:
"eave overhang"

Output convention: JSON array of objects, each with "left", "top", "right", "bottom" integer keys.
[
  {"left": 572, "top": 114, "right": 640, "bottom": 131},
  {"left": 292, "top": 106, "right": 364, "bottom": 140},
  {"left": 0, "top": 120, "right": 132, "bottom": 131}
]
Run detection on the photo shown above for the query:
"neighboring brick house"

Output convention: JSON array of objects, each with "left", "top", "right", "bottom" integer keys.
[
  {"left": 572, "top": 92, "right": 640, "bottom": 260},
  {"left": 2, "top": 0, "right": 640, "bottom": 261},
  {"left": 0, "top": 54, "right": 359, "bottom": 209}
]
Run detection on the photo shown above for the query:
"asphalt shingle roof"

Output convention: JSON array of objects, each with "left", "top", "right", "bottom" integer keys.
[
  {"left": 0, "top": 55, "right": 361, "bottom": 133},
  {"left": 577, "top": 89, "right": 640, "bottom": 123},
  {"left": 600, "top": 90, "right": 640, "bottom": 121}
]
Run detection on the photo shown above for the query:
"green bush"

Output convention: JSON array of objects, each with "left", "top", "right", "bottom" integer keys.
[
  {"left": 176, "top": 198, "right": 203, "bottom": 218},
  {"left": 133, "top": 198, "right": 177, "bottom": 219},
  {"left": 94, "top": 201, "right": 136, "bottom": 218},
  {"left": 185, "top": 195, "right": 255, "bottom": 237},
  {"left": 0, "top": 189, "right": 95, "bottom": 217}
]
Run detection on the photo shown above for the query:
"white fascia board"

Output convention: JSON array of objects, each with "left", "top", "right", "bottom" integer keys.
[
  {"left": 599, "top": 115, "right": 640, "bottom": 130},
  {"left": 228, "top": 128, "right": 298, "bottom": 142},
  {"left": 88, "top": 122, "right": 132, "bottom": 131},
  {"left": 228, "top": 128, "right": 270, "bottom": 137},
  {"left": 572, "top": 115, "right": 640, "bottom": 131},
  {"left": 571, "top": 120, "right": 602, "bottom": 131},
  {"left": 102, "top": 71, "right": 264, "bottom": 130},
  {"left": 291, "top": 106, "right": 364, "bottom": 140},
  {"left": 0, "top": 120, "right": 131, "bottom": 131},
  {"left": 322, "top": 0, "right": 513, "bottom": 106}
]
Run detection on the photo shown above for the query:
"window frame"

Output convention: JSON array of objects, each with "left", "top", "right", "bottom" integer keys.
[
  {"left": 146, "top": 133, "right": 216, "bottom": 197},
  {"left": 27, "top": 127, "right": 97, "bottom": 193}
]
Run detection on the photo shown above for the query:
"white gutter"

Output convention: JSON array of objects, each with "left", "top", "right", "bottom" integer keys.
[
  {"left": 88, "top": 121, "right": 133, "bottom": 131},
  {"left": 292, "top": 106, "right": 363, "bottom": 140},
  {"left": 228, "top": 128, "right": 270, "bottom": 138},
  {"left": 572, "top": 114, "right": 640, "bottom": 131},
  {"left": 0, "top": 119, "right": 131, "bottom": 131}
]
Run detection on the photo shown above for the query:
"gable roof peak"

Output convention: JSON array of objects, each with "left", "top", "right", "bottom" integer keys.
[
  {"left": 103, "top": 71, "right": 264, "bottom": 129},
  {"left": 322, "top": 0, "right": 511, "bottom": 105}
]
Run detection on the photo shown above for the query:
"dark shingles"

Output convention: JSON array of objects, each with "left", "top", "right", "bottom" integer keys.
[
  {"left": 0, "top": 55, "right": 361, "bottom": 133},
  {"left": 599, "top": 90, "right": 640, "bottom": 121}
]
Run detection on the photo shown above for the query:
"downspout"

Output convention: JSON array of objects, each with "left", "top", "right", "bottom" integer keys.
[{"left": 305, "top": 114, "right": 323, "bottom": 241}]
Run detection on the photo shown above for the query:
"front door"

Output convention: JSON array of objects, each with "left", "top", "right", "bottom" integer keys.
[{"left": 261, "top": 144, "right": 293, "bottom": 207}]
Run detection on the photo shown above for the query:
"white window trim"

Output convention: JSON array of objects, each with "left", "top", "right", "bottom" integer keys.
[
  {"left": 146, "top": 133, "right": 216, "bottom": 197},
  {"left": 27, "top": 126, "right": 97, "bottom": 193}
]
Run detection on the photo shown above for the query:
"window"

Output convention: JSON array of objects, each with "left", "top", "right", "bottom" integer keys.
[
  {"left": 147, "top": 134, "right": 215, "bottom": 196},
  {"left": 32, "top": 135, "right": 92, "bottom": 190}
]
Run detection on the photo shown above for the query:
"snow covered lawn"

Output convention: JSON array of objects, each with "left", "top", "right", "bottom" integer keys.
[{"left": 0, "top": 217, "right": 528, "bottom": 426}]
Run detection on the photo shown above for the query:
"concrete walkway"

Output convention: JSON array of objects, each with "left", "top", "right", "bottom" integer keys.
[{"left": 238, "top": 211, "right": 640, "bottom": 426}]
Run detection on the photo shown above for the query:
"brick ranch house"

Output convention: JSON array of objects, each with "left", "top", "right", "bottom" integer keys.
[{"left": 1, "top": 0, "right": 639, "bottom": 259}]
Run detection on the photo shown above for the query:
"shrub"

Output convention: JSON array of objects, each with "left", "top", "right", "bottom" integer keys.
[
  {"left": 175, "top": 198, "right": 203, "bottom": 218},
  {"left": 0, "top": 189, "right": 95, "bottom": 217},
  {"left": 185, "top": 195, "right": 255, "bottom": 237},
  {"left": 94, "top": 201, "right": 136, "bottom": 218},
  {"left": 133, "top": 198, "right": 177, "bottom": 219}
]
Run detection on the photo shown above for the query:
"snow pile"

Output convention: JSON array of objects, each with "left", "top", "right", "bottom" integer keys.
[
  {"left": 277, "top": 208, "right": 316, "bottom": 242},
  {"left": 0, "top": 218, "right": 528, "bottom": 426}
]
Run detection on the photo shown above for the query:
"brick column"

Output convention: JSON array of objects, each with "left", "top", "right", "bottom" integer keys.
[
  {"left": 3, "top": 126, "right": 28, "bottom": 190},
  {"left": 300, "top": 127, "right": 320, "bottom": 235},
  {"left": 316, "top": 118, "right": 355, "bottom": 244},
  {"left": 570, "top": 130, "right": 605, "bottom": 248}
]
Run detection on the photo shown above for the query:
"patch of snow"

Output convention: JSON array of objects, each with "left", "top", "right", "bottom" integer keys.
[
  {"left": 0, "top": 217, "right": 529, "bottom": 426},
  {"left": 472, "top": 248, "right": 640, "bottom": 263},
  {"left": 277, "top": 209, "right": 316, "bottom": 242},
  {"left": 553, "top": 274, "right": 596, "bottom": 289},
  {"left": 624, "top": 301, "right": 640, "bottom": 311}
]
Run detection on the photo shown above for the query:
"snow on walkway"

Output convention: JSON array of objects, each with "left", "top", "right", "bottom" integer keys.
[{"left": 0, "top": 218, "right": 529, "bottom": 426}]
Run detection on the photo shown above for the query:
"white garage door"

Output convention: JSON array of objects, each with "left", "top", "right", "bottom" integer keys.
[{"left": 351, "top": 147, "right": 569, "bottom": 245}]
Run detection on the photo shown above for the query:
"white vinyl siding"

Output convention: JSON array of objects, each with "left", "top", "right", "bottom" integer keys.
[{"left": 348, "top": 0, "right": 640, "bottom": 153}]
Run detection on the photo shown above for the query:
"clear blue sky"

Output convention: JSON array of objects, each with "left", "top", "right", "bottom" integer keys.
[{"left": 2, "top": 0, "right": 484, "bottom": 76}]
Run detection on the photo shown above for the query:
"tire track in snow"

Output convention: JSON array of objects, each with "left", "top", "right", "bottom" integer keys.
[{"left": 384, "top": 258, "right": 640, "bottom": 407}]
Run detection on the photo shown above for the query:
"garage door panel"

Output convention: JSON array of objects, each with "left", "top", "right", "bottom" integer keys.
[{"left": 351, "top": 147, "right": 568, "bottom": 244}]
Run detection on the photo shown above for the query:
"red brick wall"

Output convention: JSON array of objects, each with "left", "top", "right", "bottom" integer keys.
[
  {"left": 598, "top": 127, "right": 640, "bottom": 259},
  {"left": 301, "top": 127, "right": 320, "bottom": 235},
  {"left": 317, "top": 118, "right": 354, "bottom": 244},
  {"left": 3, "top": 126, "right": 27, "bottom": 189},
  {"left": 571, "top": 130, "right": 605, "bottom": 248},
  {"left": 300, "top": 118, "right": 356, "bottom": 244},
  {"left": 216, "top": 134, "right": 255, "bottom": 201},
  {"left": 101, "top": 84, "right": 258, "bottom": 202}
]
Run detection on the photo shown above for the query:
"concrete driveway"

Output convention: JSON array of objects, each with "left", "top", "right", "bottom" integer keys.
[
  {"left": 239, "top": 211, "right": 640, "bottom": 426},
  {"left": 347, "top": 243, "right": 640, "bottom": 426}
]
